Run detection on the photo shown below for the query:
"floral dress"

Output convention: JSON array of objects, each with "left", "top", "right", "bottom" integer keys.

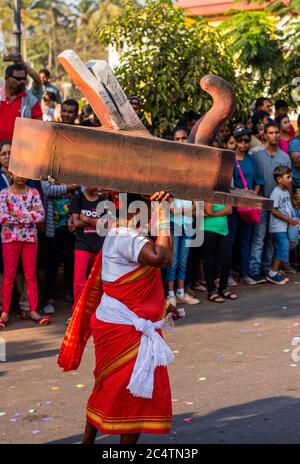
[{"left": 0, "top": 187, "right": 45, "bottom": 243}]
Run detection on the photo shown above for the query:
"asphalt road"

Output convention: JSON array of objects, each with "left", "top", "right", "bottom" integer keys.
[{"left": 1, "top": 276, "right": 300, "bottom": 444}]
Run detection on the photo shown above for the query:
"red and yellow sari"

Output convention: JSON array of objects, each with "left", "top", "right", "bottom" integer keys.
[{"left": 58, "top": 250, "right": 172, "bottom": 435}]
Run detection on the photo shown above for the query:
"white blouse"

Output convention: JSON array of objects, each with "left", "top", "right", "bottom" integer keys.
[{"left": 101, "top": 226, "right": 149, "bottom": 282}]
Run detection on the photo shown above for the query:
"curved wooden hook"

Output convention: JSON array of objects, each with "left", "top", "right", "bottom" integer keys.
[{"left": 189, "top": 74, "right": 236, "bottom": 146}]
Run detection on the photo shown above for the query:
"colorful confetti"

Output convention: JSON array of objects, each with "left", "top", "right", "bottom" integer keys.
[
  {"left": 46, "top": 401, "right": 52, "bottom": 405},
  {"left": 76, "top": 384, "right": 85, "bottom": 389},
  {"left": 183, "top": 418, "right": 193, "bottom": 422},
  {"left": 10, "top": 419, "right": 17, "bottom": 423},
  {"left": 198, "top": 377, "right": 207, "bottom": 381},
  {"left": 172, "top": 399, "right": 179, "bottom": 402},
  {"left": 28, "top": 409, "right": 36, "bottom": 414},
  {"left": 51, "top": 387, "right": 60, "bottom": 391},
  {"left": 15, "top": 413, "right": 22, "bottom": 417},
  {"left": 32, "top": 430, "right": 40, "bottom": 434},
  {"left": 42, "top": 417, "right": 53, "bottom": 421},
  {"left": 253, "top": 323, "right": 260, "bottom": 327}
]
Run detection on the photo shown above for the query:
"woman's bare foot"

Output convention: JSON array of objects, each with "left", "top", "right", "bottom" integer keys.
[
  {"left": 81, "top": 420, "right": 98, "bottom": 444},
  {"left": 120, "top": 433, "right": 140, "bottom": 444}
]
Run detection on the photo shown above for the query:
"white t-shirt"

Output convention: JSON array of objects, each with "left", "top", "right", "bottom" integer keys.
[{"left": 101, "top": 226, "right": 149, "bottom": 282}]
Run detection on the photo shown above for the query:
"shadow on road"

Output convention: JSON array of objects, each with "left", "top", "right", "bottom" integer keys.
[{"left": 45, "top": 395, "right": 300, "bottom": 444}]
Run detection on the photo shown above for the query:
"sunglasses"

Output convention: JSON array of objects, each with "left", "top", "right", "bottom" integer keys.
[
  {"left": 11, "top": 75, "right": 27, "bottom": 81},
  {"left": 237, "top": 138, "right": 250, "bottom": 144}
]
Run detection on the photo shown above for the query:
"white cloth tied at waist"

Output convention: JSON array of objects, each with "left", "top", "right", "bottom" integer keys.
[{"left": 97, "top": 292, "right": 174, "bottom": 399}]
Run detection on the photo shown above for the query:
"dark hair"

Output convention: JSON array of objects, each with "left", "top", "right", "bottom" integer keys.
[
  {"left": 5, "top": 64, "right": 26, "bottom": 80},
  {"left": 275, "top": 99, "right": 288, "bottom": 110},
  {"left": 264, "top": 122, "right": 279, "bottom": 134},
  {"left": 251, "top": 111, "right": 269, "bottom": 135},
  {"left": 297, "top": 114, "right": 300, "bottom": 128},
  {"left": 273, "top": 165, "right": 292, "bottom": 182},
  {"left": 224, "top": 133, "right": 234, "bottom": 144},
  {"left": 62, "top": 99, "right": 79, "bottom": 114},
  {"left": 255, "top": 97, "right": 271, "bottom": 111},
  {"left": 42, "top": 91, "right": 57, "bottom": 102},
  {"left": 39, "top": 68, "right": 50, "bottom": 78},
  {"left": 173, "top": 126, "right": 189, "bottom": 139},
  {"left": 275, "top": 113, "right": 289, "bottom": 128},
  {"left": 0, "top": 140, "right": 12, "bottom": 151}
]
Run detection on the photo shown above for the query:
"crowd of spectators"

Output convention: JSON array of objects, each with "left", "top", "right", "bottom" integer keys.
[{"left": 0, "top": 61, "right": 300, "bottom": 328}]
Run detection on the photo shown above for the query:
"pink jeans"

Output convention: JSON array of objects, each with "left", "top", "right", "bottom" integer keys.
[
  {"left": 2, "top": 242, "right": 38, "bottom": 314},
  {"left": 73, "top": 250, "right": 97, "bottom": 310}
]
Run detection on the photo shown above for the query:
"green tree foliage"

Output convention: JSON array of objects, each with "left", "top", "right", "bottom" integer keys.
[
  {"left": 98, "top": 0, "right": 248, "bottom": 134},
  {"left": 220, "top": 4, "right": 300, "bottom": 105},
  {"left": 0, "top": 0, "right": 122, "bottom": 80}
]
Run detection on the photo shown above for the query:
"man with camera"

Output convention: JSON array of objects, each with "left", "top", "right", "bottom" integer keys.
[{"left": 0, "top": 61, "right": 43, "bottom": 142}]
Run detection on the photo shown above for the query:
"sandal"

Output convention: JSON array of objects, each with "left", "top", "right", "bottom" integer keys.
[
  {"left": 29, "top": 314, "right": 50, "bottom": 326},
  {"left": 0, "top": 318, "right": 8, "bottom": 328},
  {"left": 222, "top": 291, "right": 238, "bottom": 300},
  {"left": 208, "top": 293, "right": 225, "bottom": 303}
]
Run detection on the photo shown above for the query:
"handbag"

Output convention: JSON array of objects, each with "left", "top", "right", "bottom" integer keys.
[{"left": 236, "top": 160, "right": 262, "bottom": 224}]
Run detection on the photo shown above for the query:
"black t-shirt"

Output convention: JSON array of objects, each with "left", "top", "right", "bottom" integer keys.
[{"left": 70, "top": 190, "right": 105, "bottom": 253}]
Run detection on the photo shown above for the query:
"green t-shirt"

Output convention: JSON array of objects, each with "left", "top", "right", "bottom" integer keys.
[{"left": 204, "top": 204, "right": 228, "bottom": 236}]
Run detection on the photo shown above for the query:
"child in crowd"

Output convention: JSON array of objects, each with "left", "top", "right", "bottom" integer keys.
[
  {"left": 70, "top": 186, "right": 106, "bottom": 309},
  {"left": 267, "top": 166, "right": 298, "bottom": 285},
  {"left": 203, "top": 203, "right": 238, "bottom": 303},
  {"left": 0, "top": 175, "right": 48, "bottom": 328},
  {"left": 166, "top": 126, "right": 200, "bottom": 306},
  {"left": 166, "top": 197, "right": 200, "bottom": 306}
]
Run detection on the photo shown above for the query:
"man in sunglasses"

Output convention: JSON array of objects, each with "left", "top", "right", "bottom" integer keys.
[{"left": 0, "top": 63, "right": 43, "bottom": 143}]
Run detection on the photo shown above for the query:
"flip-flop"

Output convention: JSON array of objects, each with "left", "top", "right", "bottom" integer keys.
[
  {"left": 222, "top": 291, "right": 238, "bottom": 300},
  {"left": 29, "top": 315, "right": 50, "bottom": 326},
  {"left": 0, "top": 318, "right": 8, "bottom": 328},
  {"left": 208, "top": 293, "right": 224, "bottom": 303}
]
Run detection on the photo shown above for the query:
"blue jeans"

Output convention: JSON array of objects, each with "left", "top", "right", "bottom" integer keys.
[
  {"left": 249, "top": 210, "right": 274, "bottom": 276},
  {"left": 228, "top": 208, "right": 253, "bottom": 278},
  {"left": 167, "top": 230, "right": 191, "bottom": 282},
  {"left": 271, "top": 232, "right": 289, "bottom": 262}
]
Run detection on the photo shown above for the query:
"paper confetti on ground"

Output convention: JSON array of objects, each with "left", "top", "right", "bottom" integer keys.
[
  {"left": 10, "top": 419, "right": 17, "bottom": 423},
  {"left": 282, "top": 306, "right": 288, "bottom": 310},
  {"left": 290, "top": 364, "right": 297, "bottom": 367},
  {"left": 283, "top": 349, "right": 290, "bottom": 353},
  {"left": 42, "top": 417, "right": 53, "bottom": 421},
  {"left": 236, "top": 352, "right": 244, "bottom": 355},
  {"left": 32, "top": 430, "right": 40, "bottom": 434},
  {"left": 15, "top": 413, "right": 22, "bottom": 417},
  {"left": 0, "top": 412, "right": 6, "bottom": 417},
  {"left": 76, "top": 384, "right": 85, "bottom": 389},
  {"left": 51, "top": 387, "right": 60, "bottom": 391},
  {"left": 253, "top": 323, "right": 260, "bottom": 327},
  {"left": 46, "top": 401, "right": 52, "bottom": 405},
  {"left": 28, "top": 409, "right": 36, "bottom": 413},
  {"left": 293, "top": 323, "right": 300, "bottom": 327},
  {"left": 198, "top": 377, "right": 207, "bottom": 381},
  {"left": 183, "top": 418, "right": 193, "bottom": 422},
  {"left": 172, "top": 399, "right": 179, "bottom": 402},
  {"left": 173, "top": 351, "right": 179, "bottom": 354},
  {"left": 185, "top": 402, "right": 194, "bottom": 405}
]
